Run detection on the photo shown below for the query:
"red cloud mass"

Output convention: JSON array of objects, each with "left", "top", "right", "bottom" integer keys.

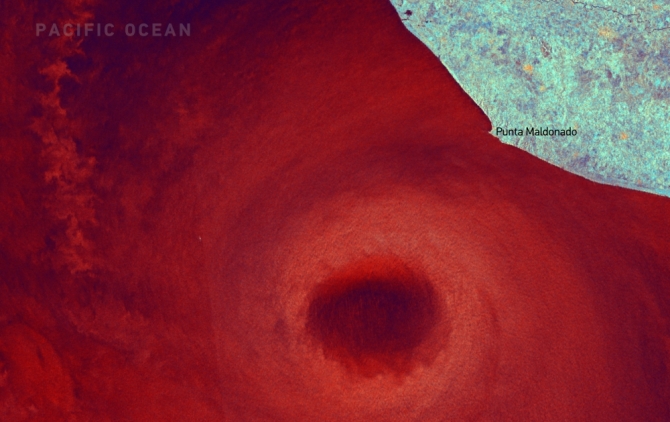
[{"left": 1, "top": 0, "right": 669, "bottom": 420}]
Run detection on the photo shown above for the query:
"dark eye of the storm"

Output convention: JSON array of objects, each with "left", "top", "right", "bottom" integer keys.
[{"left": 305, "top": 258, "right": 441, "bottom": 378}]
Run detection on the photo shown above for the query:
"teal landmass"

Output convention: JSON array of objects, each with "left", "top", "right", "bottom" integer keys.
[{"left": 393, "top": 0, "right": 670, "bottom": 197}]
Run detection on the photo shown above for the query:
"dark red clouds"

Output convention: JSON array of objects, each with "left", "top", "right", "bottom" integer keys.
[{"left": 1, "top": 0, "right": 669, "bottom": 420}]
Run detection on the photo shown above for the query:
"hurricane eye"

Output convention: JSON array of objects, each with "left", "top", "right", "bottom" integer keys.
[{"left": 304, "top": 257, "right": 442, "bottom": 378}]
